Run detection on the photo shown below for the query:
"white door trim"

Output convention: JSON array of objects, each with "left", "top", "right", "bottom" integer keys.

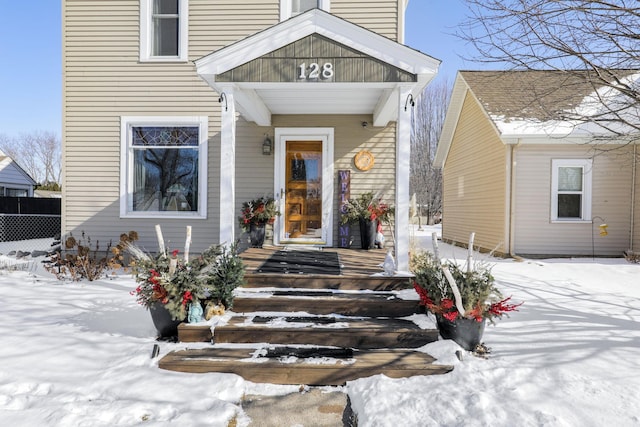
[{"left": 274, "top": 127, "right": 334, "bottom": 246}]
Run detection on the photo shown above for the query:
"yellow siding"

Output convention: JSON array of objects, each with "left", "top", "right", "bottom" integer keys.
[
  {"left": 62, "top": 0, "right": 401, "bottom": 252},
  {"left": 513, "top": 145, "right": 635, "bottom": 256},
  {"left": 332, "top": 0, "right": 399, "bottom": 40},
  {"left": 441, "top": 92, "right": 508, "bottom": 254}
]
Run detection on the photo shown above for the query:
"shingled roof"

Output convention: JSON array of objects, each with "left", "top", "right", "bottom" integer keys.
[
  {"left": 434, "top": 69, "right": 640, "bottom": 168},
  {"left": 459, "top": 69, "right": 638, "bottom": 123}
]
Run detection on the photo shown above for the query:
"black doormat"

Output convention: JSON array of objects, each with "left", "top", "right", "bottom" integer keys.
[{"left": 257, "top": 250, "right": 341, "bottom": 275}]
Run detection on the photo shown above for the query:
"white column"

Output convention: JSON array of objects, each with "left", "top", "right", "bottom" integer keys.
[
  {"left": 395, "top": 86, "right": 413, "bottom": 271},
  {"left": 219, "top": 90, "right": 236, "bottom": 247}
]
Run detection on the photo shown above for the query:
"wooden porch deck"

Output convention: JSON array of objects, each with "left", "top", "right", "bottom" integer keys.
[
  {"left": 239, "top": 247, "right": 391, "bottom": 276},
  {"left": 239, "top": 247, "right": 412, "bottom": 291}
]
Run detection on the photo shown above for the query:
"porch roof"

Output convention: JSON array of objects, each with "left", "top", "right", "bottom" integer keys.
[{"left": 195, "top": 9, "right": 440, "bottom": 126}]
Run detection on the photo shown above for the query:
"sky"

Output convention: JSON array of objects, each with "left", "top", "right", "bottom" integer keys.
[{"left": 0, "top": 1, "right": 472, "bottom": 139}]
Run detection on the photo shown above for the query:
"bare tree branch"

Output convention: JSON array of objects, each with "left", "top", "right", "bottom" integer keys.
[
  {"left": 0, "top": 131, "right": 61, "bottom": 185},
  {"left": 458, "top": 0, "right": 640, "bottom": 137},
  {"left": 410, "top": 79, "right": 452, "bottom": 224}
]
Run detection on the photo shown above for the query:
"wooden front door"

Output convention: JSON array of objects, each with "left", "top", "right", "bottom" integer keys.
[{"left": 283, "top": 141, "right": 323, "bottom": 241}]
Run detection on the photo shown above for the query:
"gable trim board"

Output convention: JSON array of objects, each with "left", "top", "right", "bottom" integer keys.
[
  {"left": 436, "top": 70, "right": 640, "bottom": 257},
  {"left": 195, "top": 9, "right": 439, "bottom": 127}
]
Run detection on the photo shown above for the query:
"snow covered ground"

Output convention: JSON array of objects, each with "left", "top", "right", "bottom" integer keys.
[{"left": 0, "top": 226, "right": 638, "bottom": 426}]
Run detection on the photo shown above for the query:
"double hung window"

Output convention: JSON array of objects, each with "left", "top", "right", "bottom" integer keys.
[
  {"left": 281, "top": 0, "right": 329, "bottom": 20},
  {"left": 293, "top": 0, "right": 319, "bottom": 15},
  {"left": 140, "top": 0, "right": 188, "bottom": 61},
  {"left": 551, "top": 159, "right": 592, "bottom": 221}
]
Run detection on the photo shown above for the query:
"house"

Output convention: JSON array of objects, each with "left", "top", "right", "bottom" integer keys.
[
  {"left": 0, "top": 150, "right": 36, "bottom": 197},
  {"left": 61, "top": 0, "right": 440, "bottom": 270},
  {"left": 435, "top": 70, "right": 640, "bottom": 257}
]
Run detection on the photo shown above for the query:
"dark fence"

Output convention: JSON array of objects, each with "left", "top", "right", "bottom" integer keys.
[
  {"left": 0, "top": 197, "right": 61, "bottom": 215},
  {"left": 0, "top": 197, "right": 61, "bottom": 243}
]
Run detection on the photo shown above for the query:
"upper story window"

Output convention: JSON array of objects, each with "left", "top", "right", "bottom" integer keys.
[
  {"left": 281, "top": 0, "right": 330, "bottom": 21},
  {"left": 551, "top": 159, "right": 592, "bottom": 222},
  {"left": 120, "top": 116, "right": 208, "bottom": 218},
  {"left": 140, "top": 0, "right": 189, "bottom": 62},
  {"left": 293, "top": 0, "right": 319, "bottom": 15}
]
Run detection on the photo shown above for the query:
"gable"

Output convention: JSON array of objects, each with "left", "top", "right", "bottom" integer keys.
[
  {"left": 0, "top": 157, "right": 37, "bottom": 186},
  {"left": 195, "top": 9, "right": 438, "bottom": 126},
  {"left": 216, "top": 34, "right": 416, "bottom": 83}
]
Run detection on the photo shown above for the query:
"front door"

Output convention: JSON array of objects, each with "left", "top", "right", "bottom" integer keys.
[{"left": 274, "top": 128, "right": 334, "bottom": 246}]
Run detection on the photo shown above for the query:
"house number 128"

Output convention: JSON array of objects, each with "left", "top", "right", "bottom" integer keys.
[{"left": 298, "top": 62, "right": 334, "bottom": 80}]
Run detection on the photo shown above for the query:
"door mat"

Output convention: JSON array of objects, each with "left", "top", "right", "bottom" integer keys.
[{"left": 257, "top": 250, "right": 341, "bottom": 275}]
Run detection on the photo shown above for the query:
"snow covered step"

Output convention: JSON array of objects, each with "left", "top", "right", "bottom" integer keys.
[
  {"left": 231, "top": 290, "right": 420, "bottom": 317},
  {"left": 244, "top": 273, "right": 412, "bottom": 291},
  {"left": 178, "top": 316, "right": 439, "bottom": 348},
  {"left": 158, "top": 347, "right": 453, "bottom": 385}
]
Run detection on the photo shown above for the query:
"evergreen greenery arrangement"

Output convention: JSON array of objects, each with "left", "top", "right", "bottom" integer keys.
[
  {"left": 238, "top": 196, "right": 280, "bottom": 232},
  {"left": 339, "top": 191, "right": 394, "bottom": 225},
  {"left": 411, "top": 245, "right": 521, "bottom": 324},
  {"left": 129, "top": 242, "right": 246, "bottom": 321}
]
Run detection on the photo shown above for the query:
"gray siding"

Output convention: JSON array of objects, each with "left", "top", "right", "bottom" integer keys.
[{"left": 513, "top": 145, "right": 635, "bottom": 256}]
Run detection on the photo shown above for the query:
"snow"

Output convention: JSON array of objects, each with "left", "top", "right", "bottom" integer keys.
[{"left": 0, "top": 226, "right": 639, "bottom": 426}]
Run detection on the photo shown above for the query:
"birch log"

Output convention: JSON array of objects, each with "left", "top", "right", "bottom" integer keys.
[
  {"left": 184, "top": 226, "right": 192, "bottom": 263},
  {"left": 443, "top": 267, "right": 466, "bottom": 317},
  {"left": 467, "top": 232, "right": 475, "bottom": 274},
  {"left": 155, "top": 224, "right": 166, "bottom": 257},
  {"left": 431, "top": 232, "right": 441, "bottom": 263}
]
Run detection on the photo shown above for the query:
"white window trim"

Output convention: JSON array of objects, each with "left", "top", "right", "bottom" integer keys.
[
  {"left": 140, "top": 0, "right": 189, "bottom": 62},
  {"left": 2, "top": 185, "right": 33, "bottom": 197},
  {"left": 551, "top": 158, "right": 592, "bottom": 222},
  {"left": 280, "top": 0, "right": 330, "bottom": 21},
  {"left": 120, "top": 116, "right": 208, "bottom": 219}
]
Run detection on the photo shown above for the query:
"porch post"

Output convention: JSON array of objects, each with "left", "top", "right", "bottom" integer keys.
[
  {"left": 219, "top": 90, "right": 236, "bottom": 247},
  {"left": 395, "top": 86, "right": 412, "bottom": 271}
]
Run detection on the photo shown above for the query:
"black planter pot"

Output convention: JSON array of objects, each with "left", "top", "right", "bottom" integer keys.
[
  {"left": 249, "top": 223, "right": 266, "bottom": 248},
  {"left": 358, "top": 218, "right": 377, "bottom": 250},
  {"left": 149, "top": 302, "right": 182, "bottom": 338},
  {"left": 436, "top": 315, "right": 486, "bottom": 351}
]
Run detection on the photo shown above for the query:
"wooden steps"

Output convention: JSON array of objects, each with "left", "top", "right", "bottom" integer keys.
[
  {"left": 158, "top": 347, "right": 453, "bottom": 386},
  {"left": 178, "top": 316, "right": 439, "bottom": 348},
  {"left": 158, "top": 249, "right": 451, "bottom": 385},
  {"left": 244, "top": 273, "right": 412, "bottom": 291},
  {"left": 232, "top": 290, "right": 420, "bottom": 317}
]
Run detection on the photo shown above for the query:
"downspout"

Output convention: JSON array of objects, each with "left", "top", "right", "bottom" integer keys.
[
  {"left": 630, "top": 143, "right": 637, "bottom": 251},
  {"left": 508, "top": 141, "right": 520, "bottom": 258}
]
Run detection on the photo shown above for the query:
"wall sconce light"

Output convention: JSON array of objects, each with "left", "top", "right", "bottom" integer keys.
[
  {"left": 218, "top": 92, "right": 228, "bottom": 111},
  {"left": 262, "top": 134, "right": 272, "bottom": 155},
  {"left": 404, "top": 93, "right": 415, "bottom": 111}
]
